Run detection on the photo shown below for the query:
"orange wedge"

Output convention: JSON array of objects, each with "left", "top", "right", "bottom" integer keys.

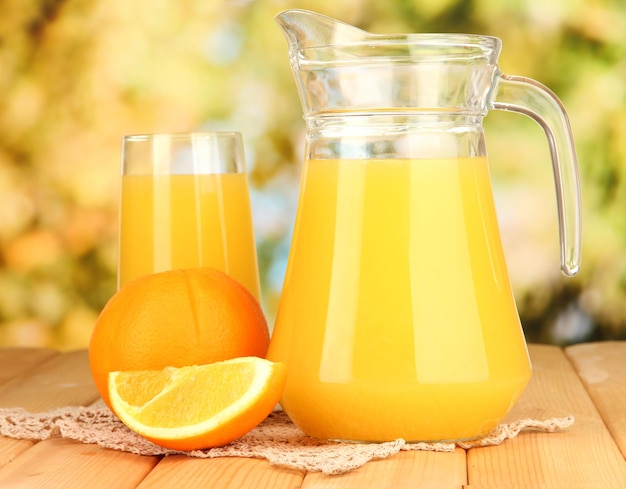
[{"left": 108, "top": 357, "right": 286, "bottom": 450}]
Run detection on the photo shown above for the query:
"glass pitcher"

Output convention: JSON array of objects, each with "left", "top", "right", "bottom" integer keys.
[{"left": 267, "top": 9, "right": 582, "bottom": 443}]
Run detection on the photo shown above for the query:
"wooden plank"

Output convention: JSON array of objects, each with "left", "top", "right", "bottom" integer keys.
[
  {"left": 135, "top": 456, "right": 305, "bottom": 489},
  {"left": 0, "top": 438, "right": 34, "bottom": 470},
  {"left": 0, "top": 348, "right": 98, "bottom": 469},
  {"left": 0, "top": 348, "right": 76, "bottom": 467},
  {"left": 300, "top": 450, "right": 466, "bottom": 489},
  {"left": 0, "top": 349, "right": 99, "bottom": 411},
  {"left": 466, "top": 344, "right": 626, "bottom": 488},
  {"left": 0, "top": 348, "right": 59, "bottom": 386},
  {"left": 0, "top": 437, "right": 158, "bottom": 489},
  {"left": 565, "top": 341, "right": 626, "bottom": 459}
]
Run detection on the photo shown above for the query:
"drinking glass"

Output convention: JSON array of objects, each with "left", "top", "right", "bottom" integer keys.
[{"left": 118, "top": 132, "right": 261, "bottom": 301}]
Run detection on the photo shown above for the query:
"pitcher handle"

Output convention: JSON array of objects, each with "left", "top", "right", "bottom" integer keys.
[{"left": 491, "top": 72, "right": 582, "bottom": 277}]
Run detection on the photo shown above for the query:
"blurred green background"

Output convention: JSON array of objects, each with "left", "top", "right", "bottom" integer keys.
[{"left": 0, "top": 0, "right": 624, "bottom": 350}]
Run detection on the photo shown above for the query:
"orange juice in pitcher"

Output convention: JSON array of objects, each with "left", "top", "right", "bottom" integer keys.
[
  {"left": 269, "top": 156, "right": 532, "bottom": 441},
  {"left": 267, "top": 10, "right": 581, "bottom": 442}
]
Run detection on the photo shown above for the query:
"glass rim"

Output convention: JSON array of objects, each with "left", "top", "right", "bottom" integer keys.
[
  {"left": 122, "top": 131, "right": 242, "bottom": 143},
  {"left": 120, "top": 131, "right": 246, "bottom": 175}
]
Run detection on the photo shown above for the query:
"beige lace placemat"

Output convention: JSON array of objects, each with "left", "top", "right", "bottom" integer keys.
[{"left": 0, "top": 404, "right": 574, "bottom": 475}]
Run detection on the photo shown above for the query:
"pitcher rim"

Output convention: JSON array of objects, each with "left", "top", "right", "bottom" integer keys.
[{"left": 297, "top": 33, "right": 501, "bottom": 51}]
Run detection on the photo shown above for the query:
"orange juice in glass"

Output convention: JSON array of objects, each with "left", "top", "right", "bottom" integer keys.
[
  {"left": 267, "top": 156, "right": 532, "bottom": 442},
  {"left": 118, "top": 132, "right": 261, "bottom": 301}
]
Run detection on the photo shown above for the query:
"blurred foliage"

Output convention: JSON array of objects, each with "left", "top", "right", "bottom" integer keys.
[{"left": 0, "top": 0, "right": 624, "bottom": 349}]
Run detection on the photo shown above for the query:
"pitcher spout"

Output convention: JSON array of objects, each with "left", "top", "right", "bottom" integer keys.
[{"left": 275, "top": 9, "right": 369, "bottom": 51}]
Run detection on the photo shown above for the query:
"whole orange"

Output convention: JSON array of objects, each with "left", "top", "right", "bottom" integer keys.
[{"left": 89, "top": 267, "right": 269, "bottom": 408}]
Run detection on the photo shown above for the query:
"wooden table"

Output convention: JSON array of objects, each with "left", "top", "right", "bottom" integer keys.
[{"left": 0, "top": 342, "right": 624, "bottom": 488}]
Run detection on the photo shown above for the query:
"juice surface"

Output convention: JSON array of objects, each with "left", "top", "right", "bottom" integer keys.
[
  {"left": 118, "top": 173, "right": 261, "bottom": 301},
  {"left": 267, "top": 156, "right": 531, "bottom": 442}
]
